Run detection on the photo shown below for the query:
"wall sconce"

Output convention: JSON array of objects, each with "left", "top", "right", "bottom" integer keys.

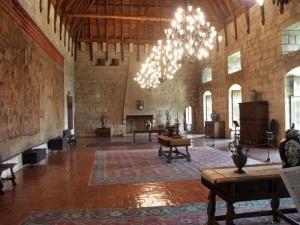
[{"left": 136, "top": 100, "right": 144, "bottom": 110}]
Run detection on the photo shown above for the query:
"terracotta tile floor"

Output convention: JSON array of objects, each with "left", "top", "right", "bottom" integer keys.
[{"left": 0, "top": 134, "right": 282, "bottom": 225}]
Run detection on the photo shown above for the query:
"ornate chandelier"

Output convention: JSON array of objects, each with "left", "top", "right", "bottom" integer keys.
[
  {"left": 134, "top": 39, "right": 182, "bottom": 89},
  {"left": 148, "top": 39, "right": 182, "bottom": 83},
  {"left": 165, "top": 5, "right": 221, "bottom": 61},
  {"left": 134, "top": 58, "right": 161, "bottom": 90}
]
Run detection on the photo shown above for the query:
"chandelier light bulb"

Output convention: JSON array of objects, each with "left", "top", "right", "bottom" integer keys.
[
  {"left": 257, "top": 0, "right": 264, "bottom": 6},
  {"left": 218, "top": 36, "right": 223, "bottom": 42}
]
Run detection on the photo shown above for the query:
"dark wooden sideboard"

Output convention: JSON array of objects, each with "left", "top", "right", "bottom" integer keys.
[
  {"left": 239, "top": 101, "right": 268, "bottom": 145},
  {"left": 96, "top": 127, "right": 111, "bottom": 137}
]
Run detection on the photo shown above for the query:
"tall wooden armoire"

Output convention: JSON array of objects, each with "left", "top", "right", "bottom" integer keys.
[{"left": 239, "top": 101, "right": 268, "bottom": 145}]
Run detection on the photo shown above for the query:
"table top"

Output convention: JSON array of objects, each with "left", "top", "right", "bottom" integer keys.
[
  {"left": 134, "top": 129, "right": 165, "bottom": 133},
  {"left": 158, "top": 135, "right": 191, "bottom": 146},
  {"left": 96, "top": 127, "right": 110, "bottom": 130},
  {"left": 201, "top": 164, "right": 282, "bottom": 184}
]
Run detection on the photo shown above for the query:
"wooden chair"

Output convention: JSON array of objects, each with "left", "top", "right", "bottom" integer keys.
[
  {"left": 266, "top": 119, "right": 278, "bottom": 147},
  {"left": 0, "top": 154, "right": 16, "bottom": 194}
]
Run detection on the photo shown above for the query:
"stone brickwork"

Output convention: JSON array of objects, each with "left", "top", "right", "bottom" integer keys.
[
  {"left": 75, "top": 44, "right": 199, "bottom": 137},
  {"left": 198, "top": 1, "right": 300, "bottom": 139}
]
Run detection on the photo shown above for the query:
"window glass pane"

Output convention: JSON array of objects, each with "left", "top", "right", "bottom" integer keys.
[
  {"left": 228, "top": 51, "right": 241, "bottom": 74},
  {"left": 294, "top": 77, "right": 300, "bottom": 96},
  {"left": 202, "top": 68, "right": 212, "bottom": 83}
]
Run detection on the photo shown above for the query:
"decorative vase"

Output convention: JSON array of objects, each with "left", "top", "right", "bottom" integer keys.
[
  {"left": 211, "top": 111, "right": 219, "bottom": 121},
  {"left": 229, "top": 142, "right": 251, "bottom": 174},
  {"left": 249, "top": 89, "right": 258, "bottom": 102},
  {"left": 279, "top": 127, "right": 300, "bottom": 168}
]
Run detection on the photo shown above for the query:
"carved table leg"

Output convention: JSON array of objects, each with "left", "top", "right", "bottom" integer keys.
[
  {"left": 0, "top": 173, "right": 4, "bottom": 194},
  {"left": 226, "top": 202, "right": 236, "bottom": 225},
  {"left": 186, "top": 146, "right": 191, "bottom": 162},
  {"left": 207, "top": 190, "right": 216, "bottom": 224},
  {"left": 271, "top": 197, "right": 281, "bottom": 223},
  {"left": 10, "top": 167, "right": 16, "bottom": 186},
  {"left": 158, "top": 144, "right": 163, "bottom": 157},
  {"left": 167, "top": 147, "right": 172, "bottom": 163}
]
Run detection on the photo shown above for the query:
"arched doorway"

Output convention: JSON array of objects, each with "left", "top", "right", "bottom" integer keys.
[
  {"left": 67, "top": 92, "right": 74, "bottom": 129},
  {"left": 184, "top": 106, "right": 192, "bottom": 132},
  {"left": 228, "top": 84, "right": 242, "bottom": 137},
  {"left": 285, "top": 67, "right": 300, "bottom": 130},
  {"left": 203, "top": 91, "right": 212, "bottom": 125}
]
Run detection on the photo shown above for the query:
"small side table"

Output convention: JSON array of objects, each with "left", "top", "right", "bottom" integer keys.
[{"left": 96, "top": 127, "right": 111, "bottom": 138}]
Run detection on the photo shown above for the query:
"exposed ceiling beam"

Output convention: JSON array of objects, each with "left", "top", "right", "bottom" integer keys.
[{"left": 62, "top": 13, "right": 172, "bottom": 22}]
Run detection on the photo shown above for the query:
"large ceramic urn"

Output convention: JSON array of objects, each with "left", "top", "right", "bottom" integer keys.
[{"left": 279, "top": 127, "right": 300, "bottom": 168}]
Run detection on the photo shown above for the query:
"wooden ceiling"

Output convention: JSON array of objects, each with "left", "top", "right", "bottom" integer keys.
[{"left": 46, "top": 0, "right": 291, "bottom": 58}]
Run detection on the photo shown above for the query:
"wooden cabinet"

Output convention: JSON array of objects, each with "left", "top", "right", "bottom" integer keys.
[
  {"left": 239, "top": 101, "right": 268, "bottom": 145},
  {"left": 205, "top": 121, "right": 225, "bottom": 138},
  {"left": 96, "top": 127, "right": 111, "bottom": 137}
]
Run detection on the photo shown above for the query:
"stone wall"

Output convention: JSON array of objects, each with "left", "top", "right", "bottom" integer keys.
[
  {"left": 198, "top": 1, "right": 300, "bottom": 139},
  {"left": 75, "top": 44, "right": 199, "bottom": 137}
]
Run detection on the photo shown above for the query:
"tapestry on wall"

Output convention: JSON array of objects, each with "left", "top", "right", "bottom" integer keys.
[{"left": 0, "top": 5, "right": 64, "bottom": 159}]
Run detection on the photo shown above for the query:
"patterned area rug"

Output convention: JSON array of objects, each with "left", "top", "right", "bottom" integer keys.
[
  {"left": 89, "top": 147, "right": 263, "bottom": 185},
  {"left": 20, "top": 199, "right": 299, "bottom": 224},
  {"left": 86, "top": 141, "right": 157, "bottom": 147}
]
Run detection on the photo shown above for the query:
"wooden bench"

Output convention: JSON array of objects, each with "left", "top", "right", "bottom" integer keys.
[
  {"left": 22, "top": 148, "right": 47, "bottom": 165},
  {"left": 48, "top": 136, "right": 68, "bottom": 151},
  {"left": 0, "top": 155, "right": 16, "bottom": 194}
]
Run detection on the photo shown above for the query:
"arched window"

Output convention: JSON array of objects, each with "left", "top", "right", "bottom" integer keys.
[
  {"left": 185, "top": 106, "right": 193, "bottom": 131},
  {"left": 285, "top": 67, "right": 300, "bottom": 129},
  {"left": 203, "top": 91, "right": 212, "bottom": 125},
  {"left": 202, "top": 68, "right": 212, "bottom": 83},
  {"left": 228, "top": 84, "right": 242, "bottom": 129}
]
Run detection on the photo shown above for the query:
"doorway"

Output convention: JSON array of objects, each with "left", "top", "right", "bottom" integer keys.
[
  {"left": 67, "top": 92, "right": 74, "bottom": 129},
  {"left": 285, "top": 67, "right": 300, "bottom": 130}
]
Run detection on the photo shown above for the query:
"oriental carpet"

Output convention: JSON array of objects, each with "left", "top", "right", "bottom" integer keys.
[
  {"left": 89, "top": 147, "right": 263, "bottom": 185},
  {"left": 20, "top": 199, "right": 299, "bottom": 225}
]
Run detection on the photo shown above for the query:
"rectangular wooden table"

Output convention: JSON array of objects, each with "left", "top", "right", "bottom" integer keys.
[
  {"left": 201, "top": 164, "right": 299, "bottom": 225},
  {"left": 133, "top": 129, "right": 165, "bottom": 143},
  {"left": 157, "top": 135, "right": 191, "bottom": 163}
]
